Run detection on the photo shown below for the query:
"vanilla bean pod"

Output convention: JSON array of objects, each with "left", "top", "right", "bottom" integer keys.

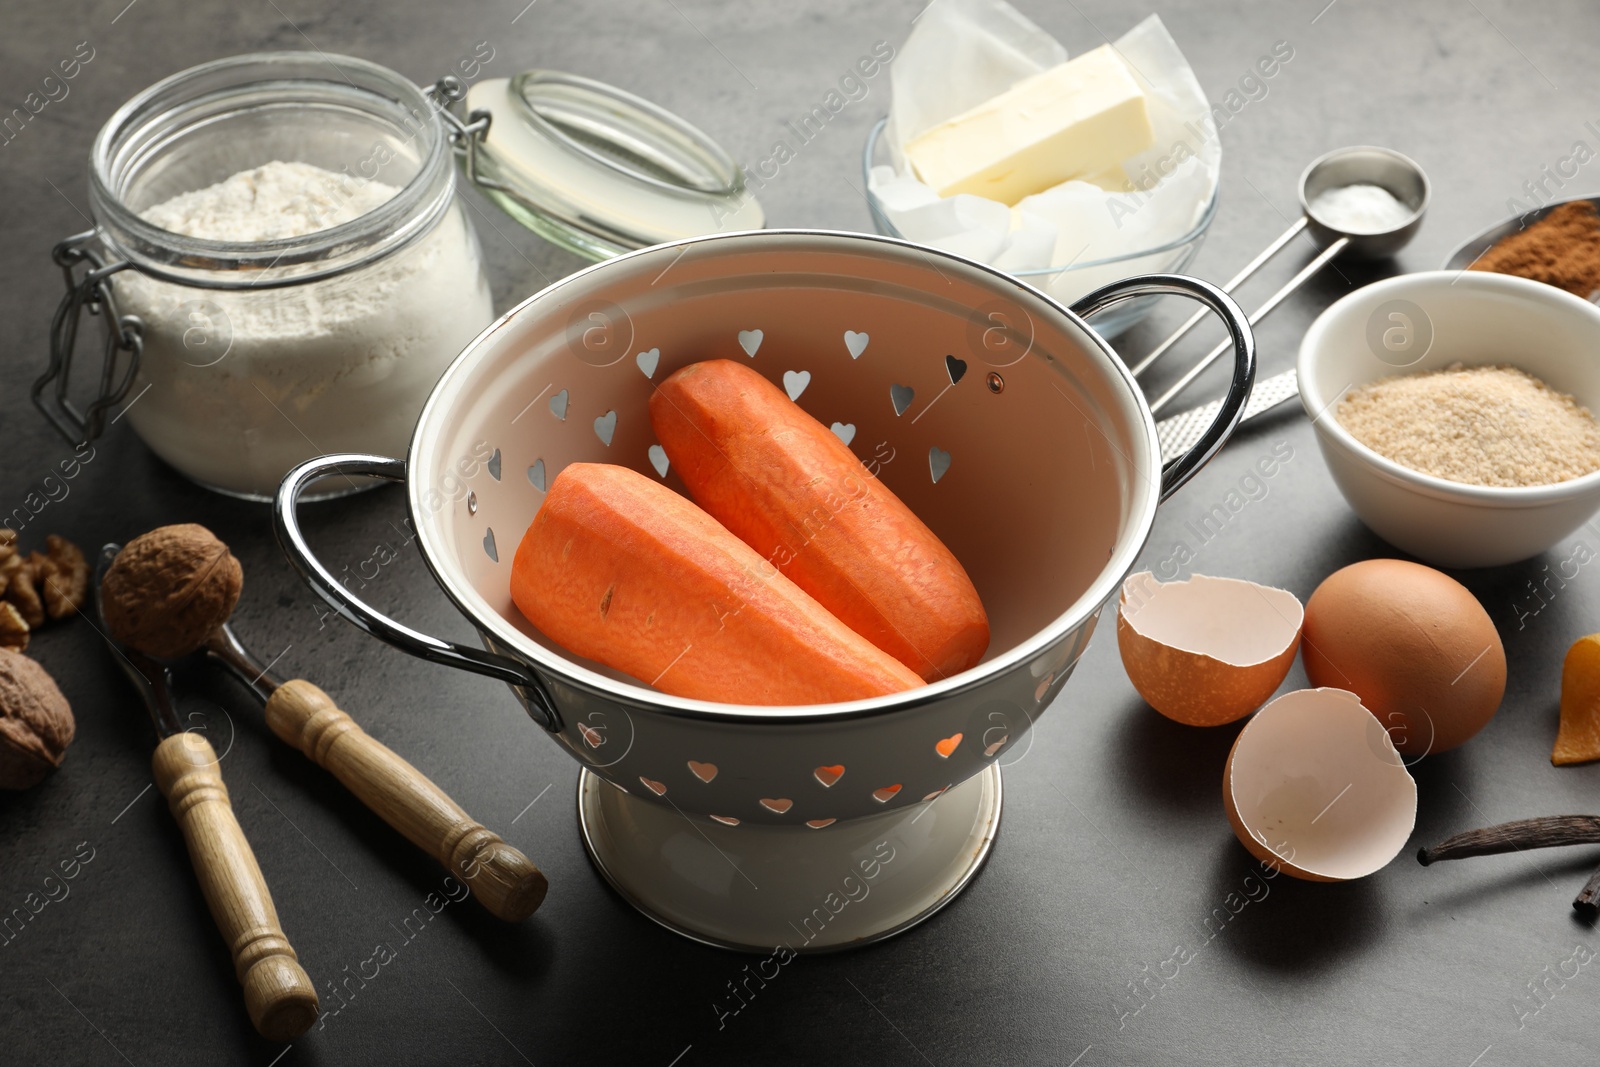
[
  {"left": 1416, "top": 815, "right": 1600, "bottom": 866},
  {"left": 1574, "top": 862, "right": 1600, "bottom": 919}
]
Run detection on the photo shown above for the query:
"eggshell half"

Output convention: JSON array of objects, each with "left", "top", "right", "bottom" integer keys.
[
  {"left": 1223, "top": 688, "right": 1418, "bottom": 882},
  {"left": 1117, "top": 571, "right": 1304, "bottom": 726}
]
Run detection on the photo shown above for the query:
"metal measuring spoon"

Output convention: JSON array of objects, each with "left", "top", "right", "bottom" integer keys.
[
  {"left": 1442, "top": 194, "right": 1600, "bottom": 273},
  {"left": 1136, "top": 145, "right": 1431, "bottom": 420}
]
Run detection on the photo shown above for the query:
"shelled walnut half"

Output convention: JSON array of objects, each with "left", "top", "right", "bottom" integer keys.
[
  {"left": 0, "top": 530, "right": 88, "bottom": 647},
  {"left": 41, "top": 535, "right": 88, "bottom": 620},
  {"left": 0, "top": 602, "right": 28, "bottom": 652}
]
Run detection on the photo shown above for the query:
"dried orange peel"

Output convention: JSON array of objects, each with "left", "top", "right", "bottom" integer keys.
[{"left": 1554, "top": 634, "right": 1600, "bottom": 765}]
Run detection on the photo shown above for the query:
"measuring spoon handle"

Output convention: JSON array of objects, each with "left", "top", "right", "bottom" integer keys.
[
  {"left": 1131, "top": 216, "right": 1309, "bottom": 378},
  {"left": 1150, "top": 235, "right": 1350, "bottom": 414}
]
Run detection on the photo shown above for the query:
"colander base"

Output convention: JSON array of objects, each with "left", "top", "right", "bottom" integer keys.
[{"left": 576, "top": 764, "right": 1002, "bottom": 953}]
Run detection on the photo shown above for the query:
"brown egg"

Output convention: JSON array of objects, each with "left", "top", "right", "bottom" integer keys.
[{"left": 1302, "top": 559, "right": 1505, "bottom": 756}]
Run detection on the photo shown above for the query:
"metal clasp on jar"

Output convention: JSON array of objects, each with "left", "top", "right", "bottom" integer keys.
[
  {"left": 32, "top": 231, "right": 144, "bottom": 447},
  {"left": 427, "top": 75, "right": 509, "bottom": 199}
]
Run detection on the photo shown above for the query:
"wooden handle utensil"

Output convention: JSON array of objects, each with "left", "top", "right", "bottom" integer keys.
[
  {"left": 263, "top": 679, "right": 548, "bottom": 921},
  {"left": 152, "top": 731, "right": 319, "bottom": 1041}
]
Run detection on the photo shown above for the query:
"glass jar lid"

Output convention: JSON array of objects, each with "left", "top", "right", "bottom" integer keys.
[{"left": 459, "top": 70, "right": 764, "bottom": 260}]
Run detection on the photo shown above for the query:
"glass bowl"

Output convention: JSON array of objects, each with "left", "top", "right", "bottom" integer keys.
[{"left": 861, "top": 118, "right": 1218, "bottom": 339}]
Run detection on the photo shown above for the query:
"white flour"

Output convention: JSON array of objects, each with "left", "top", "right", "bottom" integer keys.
[
  {"left": 140, "top": 161, "right": 400, "bottom": 241},
  {"left": 118, "top": 160, "right": 493, "bottom": 499}
]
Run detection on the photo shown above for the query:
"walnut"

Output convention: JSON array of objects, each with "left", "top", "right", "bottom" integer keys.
[
  {"left": 101, "top": 524, "right": 242, "bottom": 659},
  {"left": 0, "top": 602, "right": 28, "bottom": 652},
  {"left": 0, "top": 648, "right": 74, "bottom": 789},
  {"left": 7, "top": 562, "right": 44, "bottom": 629},
  {"left": 41, "top": 536, "right": 87, "bottom": 620},
  {"left": 0, "top": 533, "right": 88, "bottom": 631}
]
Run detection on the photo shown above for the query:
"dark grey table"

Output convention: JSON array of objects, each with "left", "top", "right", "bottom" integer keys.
[{"left": 4, "top": 1, "right": 1599, "bottom": 1064}]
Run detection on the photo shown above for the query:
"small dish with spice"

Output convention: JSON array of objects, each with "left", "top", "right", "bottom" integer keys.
[{"left": 1298, "top": 270, "right": 1600, "bottom": 568}]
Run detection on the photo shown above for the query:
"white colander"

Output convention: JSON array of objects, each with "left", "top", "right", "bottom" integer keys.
[{"left": 275, "top": 229, "right": 1253, "bottom": 952}]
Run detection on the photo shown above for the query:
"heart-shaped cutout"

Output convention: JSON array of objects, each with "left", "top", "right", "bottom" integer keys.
[
  {"left": 636, "top": 348, "right": 660, "bottom": 378},
  {"left": 482, "top": 527, "right": 498, "bottom": 563},
  {"left": 783, "top": 369, "right": 811, "bottom": 401},
  {"left": 934, "top": 733, "right": 963, "bottom": 758},
  {"left": 549, "top": 389, "right": 569, "bottom": 420},
  {"left": 738, "top": 329, "right": 763, "bottom": 357},
  {"left": 929, "top": 446, "right": 952, "bottom": 484},
  {"left": 830, "top": 422, "right": 856, "bottom": 447},
  {"left": 594, "top": 410, "right": 617, "bottom": 446},
  {"left": 871, "top": 784, "right": 902, "bottom": 804},
  {"left": 945, "top": 354, "right": 968, "bottom": 384},
  {"left": 890, "top": 383, "right": 914, "bottom": 416},
  {"left": 486, "top": 448, "right": 502, "bottom": 481},
  {"left": 578, "top": 723, "right": 604, "bottom": 748},
  {"left": 648, "top": 444, "right": 670, "bottom": 478},
  {"left": 813, "top": 765, "right": 845, "bottom": 788},
  {"left": 639, "top": 776, "right": 667, "bottom": 796},
  {"left": 759, "top": 797, "right": 793, "bottom": 814},
  {"left": 983, "top": 734, "right": 1009, "bottom": 758},
  {"left": 687, "top": 760, "right": 718, "bottom": 783},
  {"left": 923, "top": 786, "right": 949, "bottom": 802},
  {"left": 527, "top": 458, "right": 547, "bottom": 492},
  {"left": 806, "top": 818, "right": 836, "bottom": 829},
  {"left": 844, "top": 330, "right": 869, "bottom": 359},
  {"left": 710, "top": 814, "right": 740, "bottom": 826}
]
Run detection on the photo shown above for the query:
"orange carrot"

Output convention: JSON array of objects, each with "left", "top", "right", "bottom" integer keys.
[
  {"left": 510, "top": 463, "right": 922, "bottom": 705},
  {"left": 650, "top": 360, "right": 989, "bottom": 681}
]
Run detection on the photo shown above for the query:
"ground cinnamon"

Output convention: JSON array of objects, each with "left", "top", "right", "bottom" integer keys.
[{"left": 1469, "top": 200, "right": 1600, "bottom": 297}]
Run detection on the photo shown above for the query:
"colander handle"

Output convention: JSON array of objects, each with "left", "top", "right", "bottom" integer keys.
[
  {"left": 273, "top": 453, "right": 562, "bottom": 732},
  {"left": 1070, "top": 274, "right": 1256, "bottom": 501}
]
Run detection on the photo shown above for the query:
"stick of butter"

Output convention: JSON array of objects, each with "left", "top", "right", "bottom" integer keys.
[{"left": 904, "top": 45, "right": 1155, "bottom": 206}]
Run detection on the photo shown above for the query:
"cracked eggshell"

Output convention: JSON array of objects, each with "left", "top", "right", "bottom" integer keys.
[
  {"left": 1223, "top": 688, "right": 1418, "bottom": 883},
  {"left": 1116, "top": 571, "right": 1303, "bottom": 726}
]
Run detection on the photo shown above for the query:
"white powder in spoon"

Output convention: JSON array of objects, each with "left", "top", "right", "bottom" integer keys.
[{"left": 1308, "top": 183, "right": 1414, "bottom": 235}]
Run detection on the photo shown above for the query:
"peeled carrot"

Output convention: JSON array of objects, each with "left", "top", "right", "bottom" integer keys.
[
  {"left": 650, "top": 360, "right": 989, "bottom": 681},
  {"left": 510, "top": 463, "right": 922, "bottom": 705}
]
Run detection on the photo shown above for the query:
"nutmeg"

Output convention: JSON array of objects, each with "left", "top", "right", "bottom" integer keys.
[
  {"left": 101, "top": 524, "right": 243, "bottom": 659},
  {"left": 0, "top": 648, "right": 75, "bottom": 789}
]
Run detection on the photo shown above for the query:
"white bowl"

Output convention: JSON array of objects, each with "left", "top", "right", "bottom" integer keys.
[{"left": 1298, "top": 270, "right": 1600, "bottom": 568}]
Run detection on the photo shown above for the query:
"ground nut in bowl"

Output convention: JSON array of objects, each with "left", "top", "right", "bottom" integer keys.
[
  {"left": 1298, "top": 270, "right": 1600, "bottom": 568},
  {"left": 275, "top": 229, "right": 1254, "bottom": 952}
]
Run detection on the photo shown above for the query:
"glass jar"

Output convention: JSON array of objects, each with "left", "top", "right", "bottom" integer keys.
[
  {"left": 42, "top": 52, "right": 494, "bottom": 500},
  {"left": 36, "top": 50, "right": 766, "bottom": 501}
]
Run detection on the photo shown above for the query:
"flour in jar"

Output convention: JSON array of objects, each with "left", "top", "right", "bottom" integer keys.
[
  {"left": 139, "top": 160, "right": 400, "bottom": 240},
  {"left": 117, "top": 160, "right": 493, "bottom": 499}
]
